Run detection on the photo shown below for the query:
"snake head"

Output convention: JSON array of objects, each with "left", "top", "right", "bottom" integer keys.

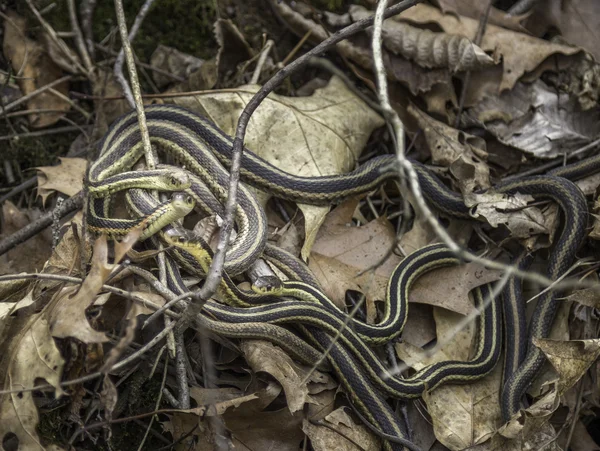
[
  {"left": 251, "top": 276, "right": 284, "bottom": 295},
  {"left": 170, "top": 192, "right": 196, "bottom": 216},
  {"left": 154, "top": 169, "right": 191, "bottom": 192}
]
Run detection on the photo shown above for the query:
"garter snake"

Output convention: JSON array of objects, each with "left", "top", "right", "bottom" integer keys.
[
  {"left": 88, "top": 105, "right": 594, "bottom": 432},
  {"left": 163, "top": 241, "right": 498, "bottom": 451}
]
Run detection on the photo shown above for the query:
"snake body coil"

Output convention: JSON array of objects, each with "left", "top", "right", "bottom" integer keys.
[{"left": 88, "top": 104, "right": 594, "bottom": 446}]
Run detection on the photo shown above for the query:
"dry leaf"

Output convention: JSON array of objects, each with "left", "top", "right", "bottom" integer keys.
[
  {"left": 434, "top": 0, "right": 528, "bottom": 31},
  {"left": 303, "top": 407, "right": 380, "bottom": 451},
  {"left": 0, "top": 313, "right": 65, "bottom": 450},
  {"left": 47, "top": 237, "right": 111, "bottom": 343},
  {"left": 524, "top": 0, "right": 600, "bottom": 62},
  {"left": 36, "top": 157, "right": 86, "bottom": 204},
  {"left": 566, "top": 288, "right": 600, "bottom": 309},
  {"left": 534, "top": 338, "right": 600, "bottom": 395},
  {"left": 464, "top": 80, "right": 600, "bottom": 159},
  {"left": 269, "top": 0, "right": 453, "bottom": 97},
  {"left": 408, "top": 103, "right": 490, "bottom": 195},
  {"left": 150, "top": 44, "right": 205, "bottom": 88},
  {"left": 397, "top": 3, "right": 582, "bottom": 103},
  {"left": 48, "top": 232, "right": 139, "bottom": 343},
  {"left": 350, "top": 5, "right": 495, "bottom": 72},
  {"left": 397, "top": 306, "right": 502, "bottom": 450},
  {"left": 2, "top": 10, "right": 70, "bottom": 128},
  {"left": 409, "top": 263, "right": 501, "bottom": 315},
  {"left": 223, "top": 388, "right": 305, "bottom": 451},
  {"left": 241, "top": 340, "right": 326, "bottom": 413},
  {"left": 173, "top": 75, "right": 384, "bottom": 257},
  {"left": 469, "top": 191, "right": 548, "bottom": 238},
  {"left": 308, "top": 199, "right": 400, "bottom": 321}
]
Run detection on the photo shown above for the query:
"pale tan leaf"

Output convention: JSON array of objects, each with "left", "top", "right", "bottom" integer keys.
[
  {"left": 48, "top": 233, "right": 138, "bottom": 343},
  {"left": 469, "top": 192, "right": 547, "bottom": 236},
  {"left": 397, "top": 307, "right": 502, "bottom": 450},
  {"left": 534, "top": 338, "right": 600, "bottom": 395},
  {"left": 173, "top": 75, "right": 384, "bottom": 254},
  {"left": 0, "top": 313, "right": 65, "bottom": 450},
  {"left": 303, "top": 407, "right": 380, "bottom": 451},
  {"left": 241, "top": 340, "right": 325, "bottom": 413},
  {"left": 37, "top": 157, "right": 86, "bottom": 203},
  {"left": 410, "top": 262, "right": 501, "bottom": 315}
]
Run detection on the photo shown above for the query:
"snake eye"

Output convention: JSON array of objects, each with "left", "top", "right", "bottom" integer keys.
[
  {"left": 178, "top": 236, "right": 185, "bottom": 243},
  {"left": 186, "top": 195, "right": 193, "bottom": 205},
  {"left": 170, "top": 177, "right": 177, "bottom": 186}
]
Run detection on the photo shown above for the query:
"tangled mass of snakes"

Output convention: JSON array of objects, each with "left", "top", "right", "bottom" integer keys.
[{"left": 87, "top": 104, "right": 599, "bottom": 450}]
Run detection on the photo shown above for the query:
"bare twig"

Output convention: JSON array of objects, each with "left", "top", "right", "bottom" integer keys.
[
  {"left": 0, "top": 125, "right": 85, "bottom": 141},
  {"left": 1, "top": 75, "right": 72, "bottom": 115},
  {"left": 67, "top": 0, "right": 93, "bottom": 73},
  {"left": 250, "top": 39, "right": 274, "bottom": 84},
  {"left": 79, "top": 0, "right": 97, "bottom": 59},
  {"left": 0, "top": 176, "right": 37, "bottom": 204},
  {"left": 175, "top": 332, "right": 190, "bottom": 409},
  {"left": 113, "top": 0, "right": 157, "bottom": 109},
  {"left": 25, "top": 0, "right": 86, "bottom": 74}
]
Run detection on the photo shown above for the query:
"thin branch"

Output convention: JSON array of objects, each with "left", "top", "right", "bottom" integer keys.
[
  {"left": 25, "top": 0, "right": 86, "bottom": 74},
  {"left": 250, "top": 39, "right": 274, "bottom": 84},
  {"left": 67, "top": 0, "right": 93, "bottom": 73},
  {"left": 113, "top": 0, "right": 157, "bottom": 109},
  {"left": 113, "top": 0, "right": 154, "bottom": 167},
  {"left": 79, "top": 0, "right": 97, "bottom": 59},
  {"left": 1, "top": 75, "right": 72, "bottom": 115}
]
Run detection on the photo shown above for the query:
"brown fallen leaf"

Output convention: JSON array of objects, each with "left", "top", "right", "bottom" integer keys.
[
  {"left": 37, "top": 157, "right": 87, "bottom": 205},
  {"left": 241, "top": 340, "right": 330, "bottom": 413},
  {"left": 303, "top": 407, "right": 380, "bottom": 451},
  {"left": 464, "top": 80, "right": 600, "bottom": 159},
  {"left": 270, "top": 0, "right": 453, "bottom": 98},
  {"left": 523, "top": 0, "right": 600, "bottom": 63},
  {"left": 534, "top": 338, "right": 600, "bottom": 396},
  {"left": 308, "top": 199, "right": 401, "bottom": 321},
  {"left": 408, "top": 103, "right": 490, "bottom": 196},
  {"left": 48, "top": 231, "right": 140, "bottom": 343},
  {"left": 435, "top": 0, "right": 528, "bottom": 31},
  {"left": 173, "top": 75, "right": 384, "bottom": 257},
  {"left": 409, "top": 262, "right": 501, "bottom": 315},
  {"left": 397, "top": 3, "right": 582, "bottom": 103},
  {"left": 0, "top": 313, "right": 65, "bottom": 450},
  {"left": 350, "top": 5, "right": 495, "bottom": 73},
  {"left": 397, "top": 306, "right": 503, "bottom": 450},
  {"left": 2, "top": 10, "right": 70, "bottom": 128},
  {"left": 150, "top": 44, "right": 206, "bottom": 89},
  {"left": 222, "top": 385, "right": 306, "bottom": 451}
]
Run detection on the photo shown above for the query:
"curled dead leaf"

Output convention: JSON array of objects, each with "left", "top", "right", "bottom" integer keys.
[{"left": 350, "top": 5, "right": 494, "bottom": 73}]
